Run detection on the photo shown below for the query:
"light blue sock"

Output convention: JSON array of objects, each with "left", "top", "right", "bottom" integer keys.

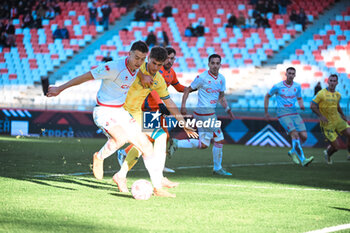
[
  {"left": 293, "top": 139, "right": 305, "bottom": 162},
  {"left": 290, "top": 140, "right": 297, "bottom": 154}
]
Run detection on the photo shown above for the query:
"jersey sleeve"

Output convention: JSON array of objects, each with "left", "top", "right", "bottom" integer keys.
[
  {"left": 190, "top": 75, "right": 202, "bottom": 90},
  {"left": 155, "top": 74, "right": 170, "bottom": 100},
  {"left": 220, "top": 77, "right": 226, "bottom": 92},
  {"left": 150, "top": 90, "right": 163, "bottom": 105},
  {"left": 268, "top": 84, "right": 278, "bottom": 96},
  {"left": 312, "top": 89, "right": 323, "bottom": 104},
  {"left": 171, "top": 73, "right": 186, "bottom": 92},
  {"left": 90, "top": 61, "right": 118, "bottom": 80}
]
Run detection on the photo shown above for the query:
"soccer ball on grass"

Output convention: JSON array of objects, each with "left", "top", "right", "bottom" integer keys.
[{"left": 131, "top": 179, "right": 153, "bottom": 200}]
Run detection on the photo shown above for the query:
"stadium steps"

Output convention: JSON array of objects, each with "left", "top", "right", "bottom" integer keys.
[
  {"left": 265, "top": 0, "right": 350, "bottom": 66},
  {"left": 48, "top": 6, "right": 142, "bottom": 84}
]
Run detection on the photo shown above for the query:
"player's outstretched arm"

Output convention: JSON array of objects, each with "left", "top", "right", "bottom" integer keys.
[
  {"left": 219, "top": 92, "right": 235, "bottom": 120},
  {"left": 264, "top": 93, "right": 271, "bottom": 120},
  {"left": 297, "top": 97, "right": 305, "bottom": 110},
  {"left": 310, "top": 101, "right": 328, "bottom": 124},
  {"left": 180, "top": 86, "right": 192, "bottom": 115},
  {"left": 150, "top": 91, "right": 170, "bottom": 115},
  {"left": 47, "top": 71, "right": 94, "bottom": 97},
  {"left": 163, "top": 97, "right": 198, "bottom": 139}
]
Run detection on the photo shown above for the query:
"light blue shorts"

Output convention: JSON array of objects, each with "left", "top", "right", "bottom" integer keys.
[{"left": 278, "top": 114, "right": 306, "bottom": 133}]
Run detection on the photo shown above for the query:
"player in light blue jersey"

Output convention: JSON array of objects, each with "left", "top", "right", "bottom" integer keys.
[{"left": 264, "top": 67, "right": 314, "bottom": 167}]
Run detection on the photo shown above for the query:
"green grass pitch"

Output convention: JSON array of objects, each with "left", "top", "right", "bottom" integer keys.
[{"left": 0, "top": 136, "right": 349, "bottom": 233}]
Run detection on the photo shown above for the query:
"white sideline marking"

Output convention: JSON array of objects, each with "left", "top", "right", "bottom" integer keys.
[
  {"left": 305, "top": 223, "right": 350, "bottom": 233},
  {"left": 187, "top": 182, "right": 350, "bottom": 193}
]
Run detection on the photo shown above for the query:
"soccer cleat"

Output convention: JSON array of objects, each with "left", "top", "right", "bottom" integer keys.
[
  {"left": 161, "top": 177, "right": 179, "bottom": 188},
  {"left": 153, "top": 188, "right": 176, "bottom": 198},
  {"left": 167, "top": 138, "right": 178, "bottom": 158},
  {"left": 117, "top": 149, "right": 127, "bottom": 167},
  {"left": 324, "top": 150, "right": 332, "bottom": 164},
  {"left": 213, "top": 168, "right": 232, "bottom": 176},
  {"left": 288, "top": 150, "right": 300, "bottom": 164},
  {"left": 112, "top": 173, "right": 129, "bottom": 193},
  {"left": 163, "top": 167, "right": 175, "bottom": 173},
  {"left": 301, "top": 156, "right": 314, "bottom": 167},
  {"left": 93, "top": 152, "right": 104, "bottom": 180}
]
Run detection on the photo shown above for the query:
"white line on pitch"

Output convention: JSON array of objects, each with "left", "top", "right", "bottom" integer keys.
[
  {"left": 305, "top": 223, "right": 350, "bottom": 233},
  {"left": 186, "top": 182, "right": 350, "bottom": 193}
]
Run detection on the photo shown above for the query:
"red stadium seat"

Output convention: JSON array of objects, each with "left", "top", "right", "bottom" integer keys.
[
  {"left": 95, "top": 55, "right": 103, "bottom": 61},
  {"left": 244, "top": 59, "right": 253, "bottom": 64},
  {"left": 295, "top": 49, "right": 304, "bottom": 55},
  {"left": 9, "top": 74, "right": 17, "bottom": 80},
  {"left": 337, "top": 67, "right": 346, "bottom": 73},
  {"left": 51, "top": 54, "right": 59, "bottom": 59},
  {"left": 325, "top": 61, "right": 334, "bottom": 67},
  {"left": 301, "top": 83, "right": 310, "bottom": 89},
  {"left": 303, "top": 65, "right": 311, "bottom": 70},
  {"left": 231, "top": 69, "right": 240, "bottom": 74},
  {"left": 0, "top": 68, "right": 8, "bottom": 74},
  {"left": 314, "top": 71, "right": 323, "bottom": 77}
]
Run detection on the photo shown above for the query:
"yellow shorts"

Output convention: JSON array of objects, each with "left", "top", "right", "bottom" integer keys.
[{"left": 321, "top": 119, "right": 350, "bottom": 142}]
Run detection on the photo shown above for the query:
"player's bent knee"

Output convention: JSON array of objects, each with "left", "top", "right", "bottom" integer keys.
[
  {"left": 300, "top": 132, "right": 307, "bottom": 141},
  {"left": 289, "top": 130, "right": 298, "bottom": 139}
]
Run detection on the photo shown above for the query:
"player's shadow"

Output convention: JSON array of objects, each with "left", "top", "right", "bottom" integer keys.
[
  {"left": 109, "top": 192, "right": 134, "bottom": 199},
  {"left": 330, "top": 207, "right": 350, "bottom": 212},
  {"left": 6, "top": 175, "right": 117, "bottom": 192}
]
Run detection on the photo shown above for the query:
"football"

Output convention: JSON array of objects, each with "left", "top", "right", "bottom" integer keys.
[{"left": 131, "top": 179, "right": 153, "bottom": 200}]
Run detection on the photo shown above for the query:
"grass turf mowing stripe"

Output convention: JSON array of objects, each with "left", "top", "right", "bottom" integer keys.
[{"left": 305, "top": 223, "right": 350, "bottom": 233}]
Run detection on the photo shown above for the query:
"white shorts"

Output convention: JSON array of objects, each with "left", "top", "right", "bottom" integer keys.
[
  {"left": 194, "top": 112, "right": 224, "bottom": 146},
  {"left": 93, "top": 106, "right": 139, "bottom": 138}
]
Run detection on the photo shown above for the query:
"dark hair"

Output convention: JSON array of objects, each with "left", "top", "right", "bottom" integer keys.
[
  {"left": 329, "top": 74, "right": 338, "bottom": 81},
  {"left": 130, "top": 40, "right": 149, "bottom": 53},
  {"left": 166, "top": 47, "right": 176, "bottom": 56},
  {"left": 149, "top": 46, "right": 168, "bottom": 62},
  {"left": 286, "top": 67, "right": 296, "bottom": 72},
  {"left": 208, "top": 54, "right": 221, "bottom": 63}
]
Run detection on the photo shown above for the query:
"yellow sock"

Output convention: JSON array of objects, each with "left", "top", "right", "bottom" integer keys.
[{"left": 126, "top": 146, "right": 141, "bottom": 171}]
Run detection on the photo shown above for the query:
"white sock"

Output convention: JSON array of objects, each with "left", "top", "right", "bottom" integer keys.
[
  {"left": 143, "top": 154, "right": 163, "bottom": 189},
  {"left": 178, "top": 139, "right": 200, "bottom": 148},
  {"left": 154, "top": 134, "right": 167, "bottom": 177},
  {"left": 212, "top": 143, "right": 223, "bottom": 171},
  {"left": 97, "top": 138, "right": 123, "bottom": 160}
]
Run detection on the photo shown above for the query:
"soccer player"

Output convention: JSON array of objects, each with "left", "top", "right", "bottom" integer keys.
[
  {"left": 111, "top": 46, "right": 198, "bottom": 197},
  {"left": 311, "top": 74, "right": 350, "bottom": 164},
  {"left": 168, "top": 54, "right": 235, "bottom": 176},
  {"left": 47, "top": 41, "right": 165, "bottom": 195},
  {"left": 264, "top": 67, "right": 314, "bottom": 167},
  {"left": 117, "top": 47, "right": 186, "bottom": 174}
]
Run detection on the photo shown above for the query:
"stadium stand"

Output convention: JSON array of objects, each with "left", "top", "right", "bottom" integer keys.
[
  {"left": 0, "top": 0, "right": 348, "bottom": 115},
  {"left": 0, "top": 1, "right": 126, "bottom": 85}
]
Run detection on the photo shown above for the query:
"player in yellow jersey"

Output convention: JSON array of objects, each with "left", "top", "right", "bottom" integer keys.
[
  {"left": 311, "top": 74, "right": 350, "bottom": 164},
  {"left": 112, "top": 46, "right": 198, "bottom": 197}
]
